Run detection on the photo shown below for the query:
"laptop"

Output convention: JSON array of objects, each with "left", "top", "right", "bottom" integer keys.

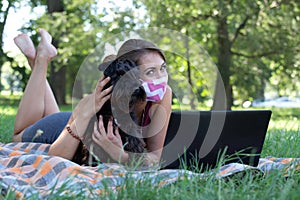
[{"left": 160, "top": 110, "right": 272, "bottom": 171}]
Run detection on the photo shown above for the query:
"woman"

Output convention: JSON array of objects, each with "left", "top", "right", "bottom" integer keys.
[{"left": 13, "top": 29, "right": 172, "bottom": 166}]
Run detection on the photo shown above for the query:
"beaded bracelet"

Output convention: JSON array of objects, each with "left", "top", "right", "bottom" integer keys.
[{"left": 66, "top": 125, "right": 83, "bottom": 141}]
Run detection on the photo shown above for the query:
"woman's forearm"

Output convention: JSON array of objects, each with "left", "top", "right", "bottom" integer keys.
[
  {"left": 107, "top": 148, "right": 160, "bottom": 167},
  {"left": 48, "top": 122, "right": 81, "bottom": 160},
  {"left": 48, "top": 74, "right": 112, "bottom": 161},
  {"left": 48, "top": 102, "right": 94, "bottom": 159}
]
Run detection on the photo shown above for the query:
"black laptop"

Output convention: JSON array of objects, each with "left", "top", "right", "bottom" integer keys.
[{"left": 160, "top": 110, "right": 272, "bottom": 171}]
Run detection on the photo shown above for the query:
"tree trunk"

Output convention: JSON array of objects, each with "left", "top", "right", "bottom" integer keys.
[
  {"left": 212, "top": 16, "right": 232, "bottom": 110},
  {"left": 50, "top": 64, "right": 66, "bottom": 105},
  {"left": 0, "top": 1, "right": 13, "bottom": 92},
  {"left": 72, "top": 79, "right": 83, "bottom": 99},
  {"left": 0, "top": 55, "right": 3, "bottom": 92},
  {"left": 257, "top": 78, "right": 266, "bottom": 100},
  {"left": 46, "top": 0, "right": 66, "bottom": 105},
  {"left": 47, "top": 0, "right": 64, "bottom": 12},
  {"left": 184, "top": 31, "right": 196, "bottom": 109}
]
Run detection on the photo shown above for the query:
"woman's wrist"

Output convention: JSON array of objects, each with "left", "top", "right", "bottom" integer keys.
[
  {"left": 72, "top": 108, "right": 93, "bottom": 124},
  {"left": 65, "top": 124, "right": 83, "bottom": 141},
  {"left": 72, "top": 93, "right": 97, "bottom": 121},
  {"left": 105, "top": 144, "right": 129, "bottom": 164},
  {"left": 69, "top": 112, "right": 93, "bottom": 137},
  {"left": 119, "top": 151, "right": 129, "bottom": 164}
]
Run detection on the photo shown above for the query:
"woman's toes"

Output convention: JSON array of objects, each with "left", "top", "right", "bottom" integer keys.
[
  {"left": 38, "top": 28, "right": 52, "bottom": 43},
  {"left": 14, "top": 33, "right": 36, "bottom": 60}
]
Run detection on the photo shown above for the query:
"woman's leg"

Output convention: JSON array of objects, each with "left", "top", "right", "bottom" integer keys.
[
  {"left": 22, "top": 112, "right": 72, "bottom": 143},
  {"left": 14, "top": 32, "right": 60, "bottom": 117},
  {"left": 13, "top": 29, "right": 58, "bottom": 141}
]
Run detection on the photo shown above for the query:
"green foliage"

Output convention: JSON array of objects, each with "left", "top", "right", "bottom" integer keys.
[
  {"left": 0, "top": 0, "right": 22, "bottom": 92},
  {"left": 2, "top": 0, "right": 300, "bottom": 106},
  {"left": 137, "top": 0, "right": 300, "bottom": 106}
]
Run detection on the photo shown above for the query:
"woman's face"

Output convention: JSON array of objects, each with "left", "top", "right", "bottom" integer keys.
[{"left": 138, "top": 52, "right": 168, "bottom": 81}]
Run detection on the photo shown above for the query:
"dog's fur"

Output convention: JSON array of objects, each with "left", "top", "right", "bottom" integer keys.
[{"left": 73, "top": 59, "right": 147, "bottom": 166}]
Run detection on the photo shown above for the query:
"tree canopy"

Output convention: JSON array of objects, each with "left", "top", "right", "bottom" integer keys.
[{"left": 1, "top": 0, "right": 299, "bottom": 109}]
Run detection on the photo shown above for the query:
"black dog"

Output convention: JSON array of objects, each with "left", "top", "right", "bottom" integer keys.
[
  {"left": 99, "top": 59, "right": 146, "bottom": 153},
  {"left": 73, "top": 59, "right": 146, "bottom": 165}
]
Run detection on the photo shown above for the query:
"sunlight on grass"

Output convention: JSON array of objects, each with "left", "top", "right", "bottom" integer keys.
[
  {"left": 269, "top": 117, "right": 299, "bottom": 131},
  {"left": 0, "top": 106, "right": 17, "bottom": 116}
]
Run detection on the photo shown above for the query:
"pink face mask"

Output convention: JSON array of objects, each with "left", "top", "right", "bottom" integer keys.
[{"left": 141, "top": 76, "right": 168, "bottom": 102}]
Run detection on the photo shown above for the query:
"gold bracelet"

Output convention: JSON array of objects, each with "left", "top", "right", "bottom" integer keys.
[{"left": 66, "top": 125, "right": 83, "bottom": 141}]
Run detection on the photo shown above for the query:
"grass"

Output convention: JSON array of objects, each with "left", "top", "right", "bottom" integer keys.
[{"left": 0, "top": 94, "right": 300, "bottom": 199}]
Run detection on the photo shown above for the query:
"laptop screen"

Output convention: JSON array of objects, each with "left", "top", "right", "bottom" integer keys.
[{"left": 161, "top": 110, "right": 272, "bottom": 171}]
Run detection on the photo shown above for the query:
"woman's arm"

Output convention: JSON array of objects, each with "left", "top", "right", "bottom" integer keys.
[
  {"left": 143, "top": 86, "right": 172, "bottom": 165},
  {"left": 48, "top": 77, "right": 112, "bottom": 160}
]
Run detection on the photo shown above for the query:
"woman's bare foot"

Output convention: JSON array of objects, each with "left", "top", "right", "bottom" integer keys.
[
  {"left": 14, "top": 33, "right": 36, "bottom": 68},
  {"left": 36, "top": 28, "right": 57, "bottom": 61}
]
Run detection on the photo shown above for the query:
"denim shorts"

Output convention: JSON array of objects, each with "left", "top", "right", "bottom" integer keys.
[{"left": 22, "top": 112, "right": 72, "bottom": 144}]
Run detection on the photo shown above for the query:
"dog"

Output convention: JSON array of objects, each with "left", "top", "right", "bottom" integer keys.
[{"left": 73, "top": 59, "right": 147, "bottom": 166}]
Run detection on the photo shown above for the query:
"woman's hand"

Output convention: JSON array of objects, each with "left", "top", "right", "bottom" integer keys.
[
  {"left": 71, "top": 77, "right": 112, "bottom": 137},
  {"left": 74, "top": 77, "right": 112, "bottom": 118},
  {"left": 93, "top": 115, "right": 123, "bottom": 148},
  {"left": 93, "top": 77, "right": 113, "bottom": 114},
  {"left": 48, "top": 77, "right": 113, "bottom": 160},
  {"left": 92, "top": 115, "right": 128, "bottom": 162}
]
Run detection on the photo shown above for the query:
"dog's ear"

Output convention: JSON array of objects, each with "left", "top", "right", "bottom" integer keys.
[
  {"left": 115, "top": 59, "right": 137, "bottom": 76},
  {"left": 103, "top": 60, "right": 118, "bottom": 80},
  {"left": 104, "top": 59, "right": 138, "bottom": 87}
]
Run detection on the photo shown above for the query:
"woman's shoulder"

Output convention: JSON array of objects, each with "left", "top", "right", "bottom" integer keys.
[
  {"left": 162, "top": 85, "right": 172, "bottom": 104},
  {"left": 166, "top": 85, "right": 172, "bottom": 93},
  {"left": 155, "top": 85, "right": 172, "bottom": 102},
  {"left": 148, "top": 85, "right": 172, "bottom": 114}
]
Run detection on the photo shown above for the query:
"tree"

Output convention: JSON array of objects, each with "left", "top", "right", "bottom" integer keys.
[
  {"left": 11, "top": 0, "right": 141, "bottom": 104},
  {"left": 21, "top": 0, "right": 100, "bottom": 104},
  {"left": 47, "top": 0, "right": 66, "bottom": 104},
  {"left": 0, "top": 0, "right": 19, "bottom": 92},
  {"left": 230, "top": 1, "right": 300, "bottom": 101},
  {"left": 136, "top": 0, "right": 300, "bottom": 109},
  {"left": 8, "top": 0, "right": 299, "bottom": 107}
]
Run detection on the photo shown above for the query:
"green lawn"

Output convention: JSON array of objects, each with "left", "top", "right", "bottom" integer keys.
[{"left": 0, "top": 95, "right": 300, "bottom": 199}]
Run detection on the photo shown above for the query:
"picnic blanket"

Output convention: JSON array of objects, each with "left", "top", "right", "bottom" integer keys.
[{"left": 1, "top": 142, "right": 300, "bottom": 199}]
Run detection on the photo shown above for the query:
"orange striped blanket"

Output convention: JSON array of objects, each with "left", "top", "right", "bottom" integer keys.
[{"left": 0, "top": 142, "right": 299, "bottom": 199}]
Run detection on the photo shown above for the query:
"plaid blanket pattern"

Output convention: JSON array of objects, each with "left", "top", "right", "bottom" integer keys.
[{"left": 1, "top": 142, "right": 300, "bottom": 199}]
